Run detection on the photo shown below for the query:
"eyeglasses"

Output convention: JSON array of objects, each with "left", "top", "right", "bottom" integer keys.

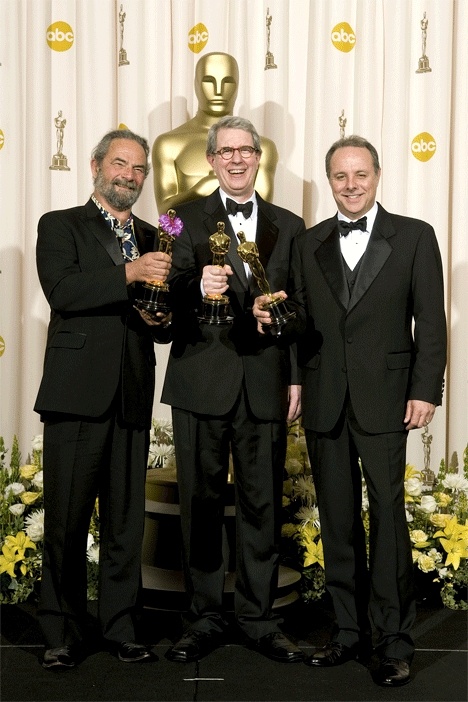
[{"left": 213, "top": 146, "right": 259, "bottom": 160}]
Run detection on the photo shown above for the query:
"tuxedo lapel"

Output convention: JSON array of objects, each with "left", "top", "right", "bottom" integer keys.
[
  {"left": 83, "top": 201, "right": 123, "bottom": 266},
  {"left": 315, "top": 225, "right": 350, "bottom": 309},
  {"left": 347, "top": 208, "right": 393, "bottom": 313}
]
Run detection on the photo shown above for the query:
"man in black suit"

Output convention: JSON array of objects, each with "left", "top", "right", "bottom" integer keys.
[
  {"left": 253, "top": 136, "right": 446, "bottom": 686},
  {"left": 34, "top": 129, "right": 172, "bottom": 669},
  {"left": 161, "top": 115, "right": 305, "bottom": 663}
]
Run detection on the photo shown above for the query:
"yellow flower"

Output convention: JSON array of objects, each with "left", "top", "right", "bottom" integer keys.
[
  {"left": 303, "top": 537, "right": 324, "bottom": 569},
  {"left": 282, "top": 495, "right": 291, "bottom": 508},
  {"left": 434, "top": 492, "right": 452, "bottom": 508},
  {"left": 430, "top": 513, "right": 452, "bottom": 528},
  {"left": 439, "top": 536, "right": 468, "bottom": 570},
  {"left": 410, "top": 529, "right": 430, "bottom": 548},
  {"left": 0, "top": 543, "right": 22, "bottom": 578},
  {"left": 19, "top": 464, "right": 39, "bottom": 480},
  {"left": 405, "top": 464, "right": 421, "bottom": 480},
  {"left": 20, "top": 491, "right": 41, "bottom": 505},
  {"left": 434, "top": 515, "right": 468, "bottom": 541},
  {"left": 417, "top": 554, "right": 437, "bottom": 573}
]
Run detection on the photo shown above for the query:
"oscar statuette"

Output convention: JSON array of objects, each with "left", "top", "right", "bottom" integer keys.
[
  {"left": 199, "top": 222, "right": 233, "bottom": 324},
  {"left": 237, "top": 232, "right": 295, "bottom": 336},
  {"left": 135, "top": 209, "right": 183, "bottom": 315}
]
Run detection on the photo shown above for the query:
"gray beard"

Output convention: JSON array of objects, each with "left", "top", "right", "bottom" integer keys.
[{"left": 94, "top": 170, "right": 142, "bottom": 211}]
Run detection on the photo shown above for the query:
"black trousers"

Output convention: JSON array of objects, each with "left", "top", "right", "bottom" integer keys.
[
  {"left": 172, "top": 388, "right": 286, "bottom": 640},
  {"left": 306, "top": 401, "right": 415, "bottom": 662},
  {"left": 37, "top": 409, "right": 148, "bottom": 648}
]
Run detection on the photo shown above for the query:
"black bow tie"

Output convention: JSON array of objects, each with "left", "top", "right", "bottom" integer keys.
[
  {"left": 226, "top": 198, "right": 253, "bottom": 219},
  {"left": 338, "top": 216, "right": 367, "bottom": 236}
]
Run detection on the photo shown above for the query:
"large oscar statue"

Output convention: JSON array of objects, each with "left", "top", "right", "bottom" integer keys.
[
  {"left": 199, "top": 222, "right": 233, "bottom": 325},
  {"left": 152, "top": 52, "right": 278, "bottom": 213},
  {"left": 135, "top": 209, "right": 183, "bottom": 315},
  {"left": 237, "top": 233, "right": 295, "bottom": 336}
]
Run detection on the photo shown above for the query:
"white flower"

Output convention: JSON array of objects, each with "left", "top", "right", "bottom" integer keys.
[
  {"left": 31, "top": 435, "right": 43, "bottom": 452},
  {"left": 442, "top": 474, "right": 468, "bottom": 492},
  {"left": 405, "top": 509, "right": 414, "bottom": 523},
  {"left": 295, "top": 504, "right": 320, "bottom": 528},
  {"left": 427, "top": 547, "right": 443, "bottom": 564},
  {"left": 418, "top": 495, "right": 437, "bottom": 514},
  {"left": 417, "top": 554, "right": 437, "bottom": 573},
  {"left": 291, "top": 475, "right": 316, "bottom": 503},
  {"left": 24, "top": 509, "right": 45, "bottom": 542},
  {"left": 87, "top": 533, "right": 95, "bottom": 551},
  {"left": 9, "top": 503, "right": 26, "bottom": 516},
  {"left": 4, "top": 482, "right": 25, "bottom": 499},
  {"left": 87, "top": 542, "right": 99, "bottom": 564},
  {"left": 405, "top": 477, "right": 422, "bottom": 497},
  {"left": 32, "top": 470, "right": 43, "bottom": 490},
  {"left": 285, "top": 458, "right": 303, "bottom": 476},
  {"left": 148, "top": 443, "right": 175, "bottom": 467}
]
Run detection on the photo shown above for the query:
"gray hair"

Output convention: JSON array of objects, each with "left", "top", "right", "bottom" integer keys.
[
  {"left": 325, "top": 135, "right": 380, "bottom": 178},
  {"left": 206, "top": 116, "right": 262, "bottom": 155},
  {"left": 91, "top": 129, "right": 150, "bottom": 176}
]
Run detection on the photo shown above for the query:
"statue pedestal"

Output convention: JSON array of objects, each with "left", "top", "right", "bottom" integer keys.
[{"left": 142, "top": 467, "right": 300, "bottom": 611}]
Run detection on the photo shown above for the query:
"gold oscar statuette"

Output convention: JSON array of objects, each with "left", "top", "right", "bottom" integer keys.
[
  {"left": 237, "top": 232, "right": 295, "bottom": 336},
  {"left": 135, "top": 209, "right": 183, "bottom": 315},
  {"left": 49, "top": 110, "right": 70, "bottom": 171},
  {"left": 199, "top": 222, "right": 233, "bottom": 325},
  {"left": 416, "top": 11, "right": 432, "bottom": 73}
]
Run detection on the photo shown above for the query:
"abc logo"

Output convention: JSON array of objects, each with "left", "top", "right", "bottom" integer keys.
[
  {"left": 411, "top": 132, "right": 436, "bottom": 162},
  {"left": 188, "top": 23, "right": 209, "bottom": 54},
  {"left": 331, "top": 23, "right": 356, "bottom": 52},
  {"left": 46, "top": 22, "right": 74, "bottom": 52},
  {"left": 0, "top": 129, "right": 4, "bottom": 150}
]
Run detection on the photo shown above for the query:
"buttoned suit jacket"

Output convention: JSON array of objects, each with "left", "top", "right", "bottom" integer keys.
[
  {"left": 34, "top": 198, "right": 166, "bottom": 428},
  {"left": 291, "top": 204, "right": 446, "bottom": 434},
  {"left": 161, "top": 189, "right": 306, "bottom": 421}
]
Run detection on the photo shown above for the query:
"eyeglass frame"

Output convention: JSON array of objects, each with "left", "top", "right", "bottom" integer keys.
[{"left": 212, "top": 146, "right": 260, "bottom": 160}]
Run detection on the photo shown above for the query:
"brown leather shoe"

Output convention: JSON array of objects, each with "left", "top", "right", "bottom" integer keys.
[
  {"left": 373, "top": 657, "right": 410, "bottom": 687},
  {"left": 251, "top": 632, "right": 304, "bottom": 663},
  {"left": 306, "top": 641, "right": 360, "bottom": 667}
]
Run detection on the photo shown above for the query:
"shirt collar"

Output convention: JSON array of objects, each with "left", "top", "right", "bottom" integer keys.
[{"left": 91, "top": 195, "right": 133, "bottom": 232}]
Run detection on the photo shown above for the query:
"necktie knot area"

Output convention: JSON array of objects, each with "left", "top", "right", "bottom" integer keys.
[
  {"left": 338, "top": 216, "right": 367, "bottom": 236},
  {"left": 226, "top": 198, "right": 253, "bottom": 219}
]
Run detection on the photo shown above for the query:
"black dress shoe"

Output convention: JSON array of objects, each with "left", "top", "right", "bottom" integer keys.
[
  {"left": 373, "top": 657, "right": 410, "bottom": 687},
  {"left": 117, "top": 642, "right": 156, "bottom": 662},
  {"left": 165, "top": 630, "right": 220, "bottom": 663},
  {"left": 251, "top": 632, "right": 304, "bottom": 663},
  {"left": 306, "top": 641, "right": 359, "bottom": 667},
  {"left": 42, "top": 646, "right": 77, "bottom": 670}
]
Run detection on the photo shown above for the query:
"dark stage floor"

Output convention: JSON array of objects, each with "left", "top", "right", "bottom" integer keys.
[{"left": 1, "top": 596, "right": 467, "bottom": 702}]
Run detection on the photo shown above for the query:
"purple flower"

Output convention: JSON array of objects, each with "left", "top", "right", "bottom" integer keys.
[{"left": 158, "top": 211, "right": 184, "bottom": 237}]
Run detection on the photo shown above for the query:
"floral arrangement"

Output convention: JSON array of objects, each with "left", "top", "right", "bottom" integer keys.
[
  {"left": 157, "top": 209, "right": 183, "bottom": 256},
  {"left": 281, "top": 420, "right": 468, "bottom": 610},
  {"left": 0, "top": 419, "right": 174, "bottom": 605}
]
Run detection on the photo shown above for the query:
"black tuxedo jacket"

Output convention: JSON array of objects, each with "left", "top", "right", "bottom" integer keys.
[
  {"left": 34, "top": 199, "right": 166, "bottom": 427},
  {"left": 161, "top": 190, "right": 306, "bottom": 421},
  {"left": 291, "top": 204, "right": 447, "bottom": 434}
]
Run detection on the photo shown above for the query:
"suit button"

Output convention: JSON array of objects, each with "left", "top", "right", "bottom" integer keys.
[{"left": 347, "top": 337, "right": 353, "bottom": 343}]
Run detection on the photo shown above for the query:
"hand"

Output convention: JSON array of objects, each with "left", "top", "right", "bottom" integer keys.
[
  {"left": 287, "top": 384, "right": 301, "bottom": 422},
  {"left": 252, "top": 291, "right": 287, "bottom": 334},
  {"left": 404, "top": 399, "right": 436, "bottom": 430},
  {"left": 134, "top": 308, "right": 172, "bottom": 327},
  {"left": 202, "top": 264, "right": 233, "bottom": 296},
  {"left": 125, "top": 251, "right": 172, "bottom": 285}
]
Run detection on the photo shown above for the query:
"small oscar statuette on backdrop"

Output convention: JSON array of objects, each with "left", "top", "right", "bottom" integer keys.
[
  {"left": 421, "top": 425, "right": 435, "bottom": 489},
  {"left": 416, "top": 11, "right": 432, "bottom": 73},
  {"left": 199, "top": 222, "right": 233, "bottom": 325},
  {"left": 237, "top": 232, "right": 295, "bottom": 336},
  {"left": 118, "top": 4, "right": 130, "bottom": 66},
  {"left": 264, "top": 8, "right": 277, "bottom": 70},
  {"left": 49, "top": 111, "right": 70, "bottom": 171},
  {"left": 136, "top": 209, "right": 183, "bottom": 315},
  {"left": 339, "top": 109, "right": 347, "bottom": 138}
]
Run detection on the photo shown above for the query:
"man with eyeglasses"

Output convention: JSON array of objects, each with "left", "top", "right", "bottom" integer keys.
[{"left": 161, "top": 115, "right": 306, "bottom": 664}]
